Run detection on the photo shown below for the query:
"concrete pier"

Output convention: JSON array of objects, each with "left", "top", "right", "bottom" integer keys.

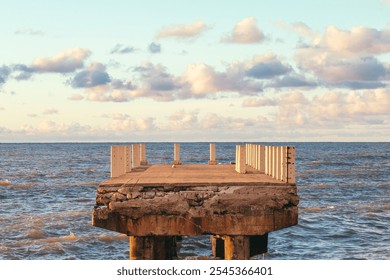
[{"left": 93, "top": 143, "right": 298, "bottom": 260}]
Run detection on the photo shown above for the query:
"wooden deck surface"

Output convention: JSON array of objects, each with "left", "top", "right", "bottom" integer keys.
[{"left": 101, "top": 164, "right": 289, "bottom": 187}]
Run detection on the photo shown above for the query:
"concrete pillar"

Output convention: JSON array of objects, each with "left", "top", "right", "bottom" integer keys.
[
  {"left": 235, "top": 145, "right": 246, "bottom": 174},
  {"left": 271, "top": 146, "right": 275, "bottom": 178},
  {"left": 223, "top": 235, "right": 250, "bottom": 260},
  {"left": 208, "top": 143, "right": 217, "bottom": 165},
  {"left": 259, "top": 145, "right": 265, "bottom": 173},
  {"left": 129, "top": 236, "right": 177, "bottom": 260},
  {"left": 287, "top": 146, "right": 296, "bottom": 185},
  {"left": 132, "top": 144, "right": 140, "bottom": 168},
  {"left": 210, "top": 235, "right": 224, "bottom": 259},
  {"left": 173, "top": 144, "right": 182, "bottom": 165},
  {"left": 140, "top": 143, "right": 148, "bottom": 165},
  {"left": 264, "top": 146, "right": 268, "bottom": 175},
  {"left": 281, "top": 146, "right": 287, "bottom": 182},
  {"left": 110, "top": 146, "right": 131, "bottom": 178},
  {"left": 275, "top": 146, "right": 280, "bottom": 180}
]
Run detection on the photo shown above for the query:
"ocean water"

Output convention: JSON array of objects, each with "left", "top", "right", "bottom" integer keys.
[{"left": 0, "top": 142, "right": 389, "bottom": 260}]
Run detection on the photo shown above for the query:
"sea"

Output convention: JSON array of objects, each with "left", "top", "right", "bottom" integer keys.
[{"left": 0, "top": 142, "right": 389, "bottom": 260}]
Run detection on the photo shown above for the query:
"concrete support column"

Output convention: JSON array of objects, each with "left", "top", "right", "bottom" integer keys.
[
  {"left": 173, "top": 144, "right": 182, "bottom": 165},
  {"left": 129, "top": 236, "right": 177, "bottom": 260},
  {"left": 110, "top": 146, "right": 131, "bottom": 178},
  {"left": 208, "top": 143, "right": 217, "bottom": 165},
  {"left": 140, "top": 143, "right": 148, "bottom": 165},
  {"left": 224, "top": 235, "right": 250, "bottom": 260},
  {"left": 132, "top": 144, "right": 140, "bottom": 168}
]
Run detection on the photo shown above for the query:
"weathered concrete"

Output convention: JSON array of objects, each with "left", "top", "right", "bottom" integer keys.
[{"left": 93, "top": 163, "right": 298, "bottom": 259}]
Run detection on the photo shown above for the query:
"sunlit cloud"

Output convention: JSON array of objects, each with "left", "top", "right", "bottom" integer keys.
[
  {"left": 222, "top": 17, "right": 265, "bottom": 44},
  {"left": 31, "top": 48, "right": 91, "bottom": 73},
  {"left": 323, "top": 25, "right": 390, "bottom": 56},
  {"left": 157, "top": 20, "right": 209, "bottom": 40}
]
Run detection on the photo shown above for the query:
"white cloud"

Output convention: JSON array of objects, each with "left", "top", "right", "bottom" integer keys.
[
  {"left": 157, "top": 20, "right": 208, "bottom": 40},
  {"left": 243, "top": 89, "right": 390, "bottom": 128},
  {"left": 323, "top": 25, "right": 390, "bottom": 56},
  {"left": 223, "top": 17, "right": 265, "bottom": 44},
  {"left": 31, "top": 48, "right": 91, "bottom": 73}
]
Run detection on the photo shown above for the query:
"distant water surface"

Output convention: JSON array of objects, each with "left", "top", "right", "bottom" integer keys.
[{"left": 0, "top": 142, "right": 389, "bottom": 259}]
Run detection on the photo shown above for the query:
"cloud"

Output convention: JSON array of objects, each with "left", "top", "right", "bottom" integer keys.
[
  {"left": 269, "top": 74, "right": 317, "bottom": 88},
  {"left": 323, "top": 25, "right": 390, "bottom": 56},
  {"left": 68, "top": 94, "right": 84, "bottom": 101},
  {"left": 70, "top": 63, "right": 111, "bottom": 88},
  {"left": 246, "top": 61, "right": 291, "bottom": 79},
  {"left": 80, "top": 55, "right": 304, "bottom": 102},
  {"left": 296, "top": 50, "right": 388, "bottom": 86},
  {"left": 223, "top": 17, "right": 265, "bottom": 44},
  {"left": 134, "top": 62, "right": 179, "bottom": 92},
  {"left": 14, "top": 29, "right": 45, "bottom": 36},
  {"left": 157, "top": 20, "right": 208, "bottom": 40},
  {"left": 110, "top": 44, "right": 135, "bottom": 54},
  {"left": 242, "top": 97, "right": 277, "bottom": 107},
  {"left": 31, "top": 48, "right": 91, "bottom": 73},
  {"left": 148, "top": 42, "right": 161, "bottom": 53},
  {"left": 0, "top": 65, "right": 11, "bottom": 84},
  {"left": 108, "top": 115, "right": 157, "bottom": 132},
  {"left": 243, "top": 89, "right": 390, "bottom": 129}
]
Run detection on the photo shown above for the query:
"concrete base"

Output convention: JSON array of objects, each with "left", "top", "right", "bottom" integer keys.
[{"left": 208, "top": 160, "right": 218, "bottom": 165}]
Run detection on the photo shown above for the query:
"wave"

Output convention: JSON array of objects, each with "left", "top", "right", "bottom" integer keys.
[
  {"left": 300, "top": 206, "right": 335, "bottom": 212},
  {"left": 26, "top": 229, "right": 48, "bottom": 239},
  {"left": 0, "top": 180, "right": 12, "bottom": 186}
]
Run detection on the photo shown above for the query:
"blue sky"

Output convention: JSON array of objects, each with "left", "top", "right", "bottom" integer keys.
[{"left": 1, "top": 0, "right": 390, "bottom": 142}]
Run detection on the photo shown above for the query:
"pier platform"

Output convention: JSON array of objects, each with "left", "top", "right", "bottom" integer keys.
[{"left": 92, "top": 143, "right": 299, "bottom": 260}]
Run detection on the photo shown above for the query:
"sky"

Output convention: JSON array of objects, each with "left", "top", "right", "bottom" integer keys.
[{"left": 1, "top": 0, "right": 390, "bottom": 142}]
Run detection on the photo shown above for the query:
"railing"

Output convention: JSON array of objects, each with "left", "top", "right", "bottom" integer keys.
[
  {"left": 111, "top": 143, "right": 295, "bottom": 185},
  {"left": 235, "top": 144, "right": 295, "bottom": 185}
]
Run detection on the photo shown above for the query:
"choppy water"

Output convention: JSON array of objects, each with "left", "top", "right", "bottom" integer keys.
[{"left": 0, "top": 142, "right": 389, "bottom": 260}]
